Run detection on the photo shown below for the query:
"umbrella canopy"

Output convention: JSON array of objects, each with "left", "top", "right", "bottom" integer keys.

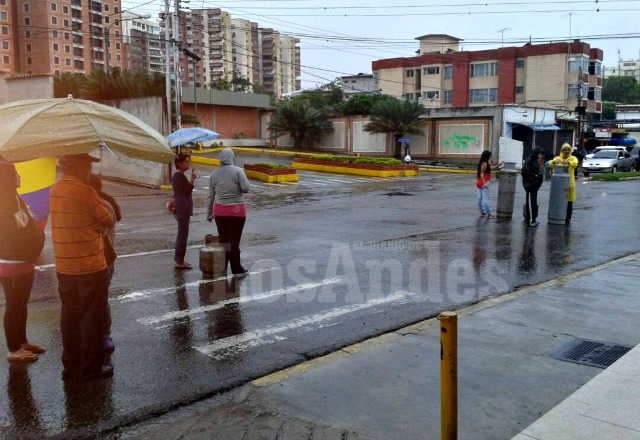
[
  {"left": 0, "top": 95, "right": 175, "bottom": 163},
  {"left": 167, "top": 127, "right": 220, "bottom": 147}
]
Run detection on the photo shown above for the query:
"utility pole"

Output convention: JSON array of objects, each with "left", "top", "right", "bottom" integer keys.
[
  {"left": 174, "top": 0, "right": 182, "bottom": 131},
  {"left": 576, "top": 66, "right": 585, "bottom": 150},
  {"left": 163, "top": 0, "right": 172, "bottom": 134}
]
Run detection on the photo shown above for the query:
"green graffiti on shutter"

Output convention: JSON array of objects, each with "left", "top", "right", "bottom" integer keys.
[{"left": 445, "top": 133, "right": 478, "bottom": 149}]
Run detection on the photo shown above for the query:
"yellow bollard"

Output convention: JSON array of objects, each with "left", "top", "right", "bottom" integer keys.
[{"left": 439, "top": 311, "right": 458, "bottom": 440}]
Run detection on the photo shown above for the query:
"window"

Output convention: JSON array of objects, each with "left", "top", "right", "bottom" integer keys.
[
  {"left": 26, "top": 44, "right": 31, "bottom": 51},
  {"left": 516, "top": 86, "right": 524, "bottom": 94},
  {"left": 2, "top": 55, "right": 9, "bottom": 64},
  {"left": 115, "top": 42, "right": 120, "bottom": 49},
  {"left": 0, "top": 0, "right": 5, "bottom": 6},
  {"left": 64, "top": 32, "right": 69, "bottom": 40},
  {"left": 104, "top": 4, "right": 109, "bottom": 11},
  {"left": 589, "top": 61, "right": 602, "bottom": 76},
  {"left": 1, "top": 26, "right": 7, "bottom": 35},
  {"left": 25, "top": 30, "right": 31, "bottom": 38},
  {"left": 65, "top": 45, "right": 70, "bottom": 53},
  {"left": 52, "top": 30, "right": 58, "bottom": 38},
  {"left": 423, "top": 66, "right": 440, "bottom": 75},
  {"left": 588, "top": 87, "right": 601, "bottom": 101},
  {"left": 423, "top": 91, "right": 439, "bottom": 100},
  {"left": 516, "top": 59, "right": 525, "bottom": 68},
  {"left": 23, "top": 3, "right": 29, "bottom": 12},
  {"left": 443, "top": 90, "right": 452, "bottom": 104},
  {"left": 54, "top": 56, "right": 60, "bottom": 64},
  {"left": 63, "top": 5, "right": 68, "bottom": 14},
  {"left": 51, "top": 16, "right": 57, "bottom": 25},
  {"left": 50, "top": 2, "right": 57, "bottom": 11},
  {"left": 53, "top": 43, "right": 59, "bottom": 51},
  {"left": 65, "top": 58, "right": 71, "bottom": 65},
  {"left": 405, "top": 93, "right": 414, "bottom": 100},
  {"left": 469, "top": 88, "right": 498, "bottom": 103},
  {"left": 406, "top": 69, "right": 415, "bottom": 77},
  {"left": 1, "top": 41, "right": 8, "bottom": 50},
  {"left": 470, "top": 62, "right": 498, "bottom": 77},
  {"left": 568, "top": 56, "right": 588, "bottom": 72},
  {"left": 0, "top": 11, "right": 6, "bottom": 20},
  {"left": 373, "top": 73, "right": 378, "bottom": 85},
  {"left": 567, "top": 83, "right": 588, "bottom": 98},
  {"left": 27, "top": 57, "right": 32, "bottom": 65},
  {"left": 443, "top": 65, "right": 453, "bottom": 79},
  {"left": 64, "top": 19, "right": 69, "bottom": 27}
]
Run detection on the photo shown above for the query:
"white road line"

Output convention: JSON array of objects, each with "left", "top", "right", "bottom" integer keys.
[
  {"left": 194, "top": 290, "right": 414, "bottom": 359},
  {"left": 138, "top": 276, "right": 345, "bottom": 327}
]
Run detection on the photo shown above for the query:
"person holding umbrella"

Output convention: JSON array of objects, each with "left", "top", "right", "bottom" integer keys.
[{"left": 172, "top": 153, "right": 198, "bottom": 269}]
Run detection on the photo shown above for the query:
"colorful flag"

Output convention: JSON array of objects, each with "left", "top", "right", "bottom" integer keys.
[{"left": 16, "top": 158, "right": 56, "bottom": 228}]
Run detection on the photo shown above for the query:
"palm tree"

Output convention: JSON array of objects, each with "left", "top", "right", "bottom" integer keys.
[
  {"left": 268, "top": 99, "right": 333, "bottom": 149},
  {"left": 364, "top": 98, "right": 427, "bottom": 158}
]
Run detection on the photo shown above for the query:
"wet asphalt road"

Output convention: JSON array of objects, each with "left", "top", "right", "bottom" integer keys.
[{"left": 1, "top": 166, "right": 639, "bottom": 438}]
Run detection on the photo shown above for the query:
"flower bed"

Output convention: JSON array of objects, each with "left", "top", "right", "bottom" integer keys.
[
  {"left": 244, "top": 163, "right": 298, "bottom": 183},
  {"left": 291, "top": 156, "right": 419, "bottom": 177},
  {"left": 244, "top": 163, "right": 298, "bottom": 175}
]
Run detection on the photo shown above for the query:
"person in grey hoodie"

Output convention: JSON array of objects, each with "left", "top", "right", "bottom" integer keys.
[{"left": 206, "top": 148, "right": 251, "bottom": 275}]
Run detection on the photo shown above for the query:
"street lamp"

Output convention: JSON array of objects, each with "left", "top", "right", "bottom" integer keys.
[{"left": 104, "top": 13, "right": 152, "bottom": 73}]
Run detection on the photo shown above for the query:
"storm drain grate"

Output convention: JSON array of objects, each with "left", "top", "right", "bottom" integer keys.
[{"left": 552, "top": 339, "right": 632, "bottom": 369}]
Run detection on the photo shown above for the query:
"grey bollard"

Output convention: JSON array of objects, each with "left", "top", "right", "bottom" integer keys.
[
  {"left": 547, "top": 165, "right": 570, "bottom": 225},
  {"left": 496, "top": 162, "right": 517, "bottom": 218}
]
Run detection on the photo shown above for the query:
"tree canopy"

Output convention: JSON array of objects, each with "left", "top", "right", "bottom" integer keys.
[
  {"left": 268, "top": 99, "right": 333, "bottom": 149},
  {"left": 53, "top": 68, "right": 165, "bottom": 100},
  {"left": 602, "top": 76, "right": 640, "bottom": 103}
]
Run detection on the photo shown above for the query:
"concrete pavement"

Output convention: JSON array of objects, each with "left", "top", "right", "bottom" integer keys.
[{"left": 122, "top": 253, "right": 640, "bottom": 440}]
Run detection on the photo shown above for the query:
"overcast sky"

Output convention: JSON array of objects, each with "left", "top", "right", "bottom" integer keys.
[{"left": 121, "top": 0, "right": 640, "bottom": 89}]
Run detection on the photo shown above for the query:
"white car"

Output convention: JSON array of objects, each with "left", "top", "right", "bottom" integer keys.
[
  {"left": 584, "top": 146, "right": 627, "bottom": 160},
  {"left": 582, "top": 149, "right": 635, "bottom": 176}
]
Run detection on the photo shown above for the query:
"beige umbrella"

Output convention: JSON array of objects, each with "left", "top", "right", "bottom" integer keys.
[{"left": 0, "top": 95, "right": 174, "bottom": 163}]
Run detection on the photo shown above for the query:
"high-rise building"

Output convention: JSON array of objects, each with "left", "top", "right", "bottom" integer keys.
[
  {"left": 160, "top": 8, "right": 300, "bottom": 98},
  {"left": 604, "top": 59, "right": 640, "bottom": 82},
  {"left": 121, "top": 12, "right": 163, "bottom": 74},
  {"left": 0, "top": 0, "right": 126, "bottom": 75}
]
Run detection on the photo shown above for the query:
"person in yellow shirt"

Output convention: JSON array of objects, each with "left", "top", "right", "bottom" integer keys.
[{"left": 545, "top": 143, "right": 578, "bottom": 224}]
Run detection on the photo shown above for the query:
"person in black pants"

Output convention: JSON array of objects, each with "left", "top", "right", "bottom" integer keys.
[
  {"left": 521, "top": 147, "right": 545, "bottom": 227},
  {"left": 206, "top": 148, "right": 251, "bottom": 275}
]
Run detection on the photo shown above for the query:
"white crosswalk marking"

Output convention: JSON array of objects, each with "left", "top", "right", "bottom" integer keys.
[
  {"left": 193, "top": 291, "right": 415, "bottom": 359},
  {"left": 137, "top": 277, "right": 345, "bottom": 327}
]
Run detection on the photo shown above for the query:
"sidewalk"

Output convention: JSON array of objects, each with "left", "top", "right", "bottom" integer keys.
[{"left": 125, "top": 253, "right": 640, "bottom": 440}]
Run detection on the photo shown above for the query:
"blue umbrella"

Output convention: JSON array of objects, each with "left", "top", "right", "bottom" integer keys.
[{"left": 167, "top": 127, "right": 220, "bottom": 147}]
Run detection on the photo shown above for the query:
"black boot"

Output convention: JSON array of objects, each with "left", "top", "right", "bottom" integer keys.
[{"left": 565, "top": 202, "right": 573, "bottom": 224}]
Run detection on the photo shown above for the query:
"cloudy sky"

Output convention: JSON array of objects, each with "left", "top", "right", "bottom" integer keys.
[{"left": 121, "top": 0, "right": 640, "bottom": 89}]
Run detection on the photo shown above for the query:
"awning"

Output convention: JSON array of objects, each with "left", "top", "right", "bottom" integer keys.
[{"left": 517, "top": 123, "right": 561, "bottom": 131}]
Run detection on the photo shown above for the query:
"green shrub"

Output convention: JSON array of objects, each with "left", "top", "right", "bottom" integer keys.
[
  {"left": 308, "top": 155, "right": 402, "bottom": 166},
  {"left": 253, "top": 162, "right": 290, "bottom": 169}
]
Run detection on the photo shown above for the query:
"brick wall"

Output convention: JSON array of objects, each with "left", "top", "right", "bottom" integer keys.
[{"left": 182, "top": 103, "right": 258, "bottom": 138}]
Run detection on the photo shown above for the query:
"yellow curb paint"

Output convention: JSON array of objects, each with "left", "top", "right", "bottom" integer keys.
[
  {"left": 340, "top": 332, "right": 400, "bottom": 354},
  {"left": 191, "top": 156, "right": 220, "bottom": 166},
  {"left": 244, "top": 169, "right": 299, "bottom": 183},
  {"left": 160, "top": 184, "right": 172, "bottom": 190},
  {"left": 292, "top": 162, "right": 420, "bottom": 177}
]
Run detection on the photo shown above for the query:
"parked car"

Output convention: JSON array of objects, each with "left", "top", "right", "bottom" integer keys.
[
  {"left": 582, "top": 149, "right": 635, "bottom": 176},
  {"left": 584, "top": 146, "right": 628, "bottom": 160}
]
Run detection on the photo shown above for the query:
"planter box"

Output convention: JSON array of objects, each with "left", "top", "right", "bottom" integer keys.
[
  {"left": 244, "top": 164, "right": 299, "bottom": 183},
  {"left": 291, "top": 158, "right": 420, "bottom": 177}
]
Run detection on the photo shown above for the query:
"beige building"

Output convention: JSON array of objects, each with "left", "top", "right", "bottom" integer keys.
[
  {"left": 604, "top": 59, "right": 640, "bottom": 82},
  {"left": 373, "top": 34, "right": 603, "bottom": 115},
  {"left": 0, "top": 0, "right": 126, "bottom": 76}
]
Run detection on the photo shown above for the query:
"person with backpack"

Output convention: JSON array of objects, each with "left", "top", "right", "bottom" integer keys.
[{"left": 521, "top": 147, "right": 545, "bottom": 227}]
